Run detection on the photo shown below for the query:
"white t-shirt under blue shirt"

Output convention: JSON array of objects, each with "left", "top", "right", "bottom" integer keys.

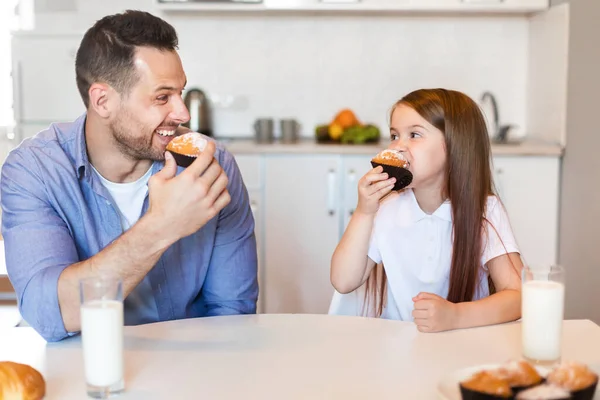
[{"left": 92, "top": 164, "right": 159, "bottom": 324}]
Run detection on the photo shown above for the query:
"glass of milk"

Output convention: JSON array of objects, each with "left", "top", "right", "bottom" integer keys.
[
  {"left": 80, "top": 276, "right": 125, "bottom": 398},
  {"left": 521, "top": 265, "right": 565, "bottom": 366}
]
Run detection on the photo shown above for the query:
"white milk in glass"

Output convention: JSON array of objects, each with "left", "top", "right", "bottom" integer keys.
[
  {"left": 81, "top": 299, "right": 124, "bottom": 387},
  {"left": 522, "top": 280, "right": 565, "bottom": 362}
]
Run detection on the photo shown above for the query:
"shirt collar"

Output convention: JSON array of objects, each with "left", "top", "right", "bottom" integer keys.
[
  {"left": 74, "top": 113, "right": 90, "bottom": 180},
  {"left": 74, "top": 113, "right": 166, "bottom": 180},
  {"left": 398, "top": 189, "right": 452, "bottom": 223}
]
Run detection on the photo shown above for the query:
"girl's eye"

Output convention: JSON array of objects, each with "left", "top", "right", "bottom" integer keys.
[
  {"left": 410, "top": 132, "right": 422, "bottom": 138},
  {"left": 390, "top": 133, "right": 399, "bottom": 141}
]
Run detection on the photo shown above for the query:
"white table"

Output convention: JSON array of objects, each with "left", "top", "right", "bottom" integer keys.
[{"left": 2, "top": 315, "right": 600, "bottom": 399}]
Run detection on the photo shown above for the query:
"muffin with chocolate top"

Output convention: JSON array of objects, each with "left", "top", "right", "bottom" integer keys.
[
  {"left": 460, "top": 370, "right": 514, "bottom": 400},
  {"left": 165, "top": 131, "right": 208, "bottom": 167},
  {"left": 370, "top": 149, "right": 413, "bottom": 191},
  {"left": 546, "top": 362, "right": 598, "bottom": 400}
]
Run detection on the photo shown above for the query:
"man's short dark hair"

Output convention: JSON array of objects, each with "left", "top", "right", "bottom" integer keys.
[{"left": 75, "top": 10, "right": 179, "bottom": 108}]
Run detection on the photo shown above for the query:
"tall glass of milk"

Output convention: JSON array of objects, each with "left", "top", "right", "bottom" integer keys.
[
  {"left": 521, "top": 265, "right": 565, "bottom": 366},
  {"left": 80, "top": 276, "right": 125, "bottom": 399}
]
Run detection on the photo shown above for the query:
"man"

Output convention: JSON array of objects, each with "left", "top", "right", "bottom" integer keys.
[{"left": 0, "top": 10, "right": 258, "bottom": 341}]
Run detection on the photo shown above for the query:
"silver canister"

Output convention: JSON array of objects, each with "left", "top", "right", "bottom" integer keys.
[
  {"left": 183, "top": 88, "right": 213, "bottom": 137},
  {"left": 280, "top": 119, "right": 301, "bottom": 144},
  {"left": 254, "top": 118, "right": 274, "bottom": 143}
]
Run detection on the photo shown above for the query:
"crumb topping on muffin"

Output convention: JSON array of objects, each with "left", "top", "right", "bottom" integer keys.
[
  {"left": 166, "top": 132, "right": 208, "bottom": 157},
  {"left": 371, "top": 149, "right": 408, "bottom": 168},
  {"left": 461, "top": 371, "right": 513, "bottom": 397},
  {"left": 516, "top": 384, "right": 571, "bottom": 399},
  {"left": 496, "top": 360, "right": 543, "bottom": 387},
  {"left": 547, "top": 361, "right": 598, "bottom": 391}
]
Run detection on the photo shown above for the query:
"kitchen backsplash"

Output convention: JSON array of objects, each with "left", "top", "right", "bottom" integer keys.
[
  {"left": 33, "top": 0, "right": 541, "bottom": 140},
  {"left": 172, "top": 14, "right": 529, "bottom": 138}
]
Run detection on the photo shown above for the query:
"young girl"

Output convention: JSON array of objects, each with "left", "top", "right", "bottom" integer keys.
[{"left": 330, "top": 88, "right": 522, "bottom": 333}]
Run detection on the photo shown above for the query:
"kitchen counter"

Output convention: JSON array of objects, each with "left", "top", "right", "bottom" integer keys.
[{"left": 222, "top": 138, "right": 564, "bottom": 156}]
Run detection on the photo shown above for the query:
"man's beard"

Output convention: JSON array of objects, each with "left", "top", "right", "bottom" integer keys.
[{"left": 109, "top": 107, "right": 165, "bottom": 162}]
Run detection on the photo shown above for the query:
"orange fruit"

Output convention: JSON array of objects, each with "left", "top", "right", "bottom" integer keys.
[
  {"left": 332, "top": 109, "right": 360, "bottom": 129},
  {"left": 328, "top": 123, "right": 344, "bottom": 140}
]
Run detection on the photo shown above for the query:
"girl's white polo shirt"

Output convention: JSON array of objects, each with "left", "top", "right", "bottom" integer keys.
[{"left": 363, "top": 189, "right": 519, "bottom": 321}]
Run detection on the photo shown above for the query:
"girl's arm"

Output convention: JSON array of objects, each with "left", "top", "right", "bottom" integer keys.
[
  {"left": 330, "top": 166, "right": 395, "bottom": 294},
  {"left": 331, "top": 212, "right": 378, "bottom": 294},
  {"left": 453, "top": 252, "right": 523, "bottom": 329}
]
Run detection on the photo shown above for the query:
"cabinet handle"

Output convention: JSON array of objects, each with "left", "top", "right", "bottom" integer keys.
[
  {"left": 13, "top": 62, "right": 23, "bottom": 135},
  {"left": 494, "top": 168, "right": 505, "bottom": 201},
  {"left": 347, "top": 169, "right": 356, "bottom": 216},
  {"left": 327, "top": 169, "right": 336, "bottom": 216}
]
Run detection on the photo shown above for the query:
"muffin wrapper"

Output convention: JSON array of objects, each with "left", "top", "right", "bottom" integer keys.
[
  {"left": 171, "top": 152, "right": 197, "bottom": 168},
  {"left": 569, "top": 380, "right": 597, "bottom": 400},
  {"left": 370, "top": 161, "right": 413, "bottom": 191},
  {"left": 459, "top": 385, "right": 514, "bottom": 400}
]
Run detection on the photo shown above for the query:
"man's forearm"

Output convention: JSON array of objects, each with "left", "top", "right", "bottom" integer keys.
[{"left": 57, "top": 214, "right": 175, "bottom": 332}]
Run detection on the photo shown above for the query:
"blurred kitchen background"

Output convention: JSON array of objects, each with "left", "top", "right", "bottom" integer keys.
[{"left": 0, "top": 0, "right": 598, "bottom": 327}]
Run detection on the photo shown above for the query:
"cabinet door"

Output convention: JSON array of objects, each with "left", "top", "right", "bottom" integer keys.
[
  {"left": 233, "top": 154, "right": 263, "bottom": 191},
  {"left": 492, "top": 156, "right": 559, "bottom": 267},
  {"left": 263, "top": 155, "right": 341, "bottom": 314},
  {"left": 232, "top": 155, "right": 265, "bottom": 311},
  {"left": 341, "top": 155, "right": 374, "bottom": 230},
  {"left": 247, "top": 189, "right": 265, "bottom": 313},
  {"left": 266, "top": 0, "right": 545, "bottom": 11},
  {"left": 12, "top": 35, "right": 84, "bottom": 123}
]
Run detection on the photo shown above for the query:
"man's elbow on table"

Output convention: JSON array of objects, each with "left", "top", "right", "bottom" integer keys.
[{"left": 16, "top": 267, "right": 72, "bottom": 342}]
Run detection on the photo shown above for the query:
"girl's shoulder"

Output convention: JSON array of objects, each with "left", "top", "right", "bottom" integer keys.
[
  {"left": 484, "top": 195, "right": 513, "bottom": 226},
  {"left": 484, "top": 195, "right": 505, "bottom": 216}
]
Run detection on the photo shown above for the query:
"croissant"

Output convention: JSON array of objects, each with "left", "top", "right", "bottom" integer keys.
[{"left": 0, "top": 361, "right": 45, "bottom": 400}]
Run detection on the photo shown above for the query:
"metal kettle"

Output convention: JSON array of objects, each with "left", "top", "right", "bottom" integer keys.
[{"left": 183, "top": 88, "right": 213, "bottom": 137}]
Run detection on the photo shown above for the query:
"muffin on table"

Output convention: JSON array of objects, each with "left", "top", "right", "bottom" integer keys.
[{"left": 546, "top": 362, "right": 598, "bottom": 400}]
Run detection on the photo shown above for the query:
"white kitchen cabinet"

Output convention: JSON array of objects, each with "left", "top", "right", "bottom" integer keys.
[
  {"left": 341, "top": 155, "right": 374, "bottom": 229},
  {"left": 492, "top": 155, "right": 559, "bottom": 268},
  {"left": 11, "top": 33, "right": 84, "bottom": 128},
  {"left": 237, "top": 153, "right": 374, "bottom": 315},
  {"left": 234, "top": 151, "right": 560, "bottom": 315},
  {"left": 233, "top": 155, "right": 266, "bottom": 312},
  {"left": 156, "top": 0, "right": 548, "bottom": 13},
  {"left": 248, "top": 188, "right": 265, "bottom": 312},
  {"left": 290, "top": 0, "right": 546, "bottom": 12},
  {"left": 262, "top": 154, "right": 342, "bottom": 314}
]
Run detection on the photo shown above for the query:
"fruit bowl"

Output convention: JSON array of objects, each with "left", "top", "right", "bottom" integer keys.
[{"left": 315, "top": 108, "right": 381, "bottom": 145}]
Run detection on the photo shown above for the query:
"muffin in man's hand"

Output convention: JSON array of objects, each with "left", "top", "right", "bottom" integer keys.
[{"left": 166, "top": 131, "right": 208, "bottom": 168}]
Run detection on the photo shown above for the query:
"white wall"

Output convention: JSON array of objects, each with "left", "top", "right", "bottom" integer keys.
[
  {"left": 28, "top": 0, "right": 531, "bottom": 139},
  {"left": 527, "top": 3, "right": 569, "bottom": 145},
  {"left": 559, "top": 0, "right": 600, "bottom": 323},
  {"left": 171, "top": 14, "right": 529, "bottom": 138}
]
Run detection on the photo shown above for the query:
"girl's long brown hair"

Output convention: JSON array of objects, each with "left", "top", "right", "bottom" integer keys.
[{"left": 364, "top": 88, "right": 494, "bottom": 317}]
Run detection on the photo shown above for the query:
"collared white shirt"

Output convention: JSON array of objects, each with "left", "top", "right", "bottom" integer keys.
[{"left": 329, "top": 189, "right": 519, "bottom": 320}]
